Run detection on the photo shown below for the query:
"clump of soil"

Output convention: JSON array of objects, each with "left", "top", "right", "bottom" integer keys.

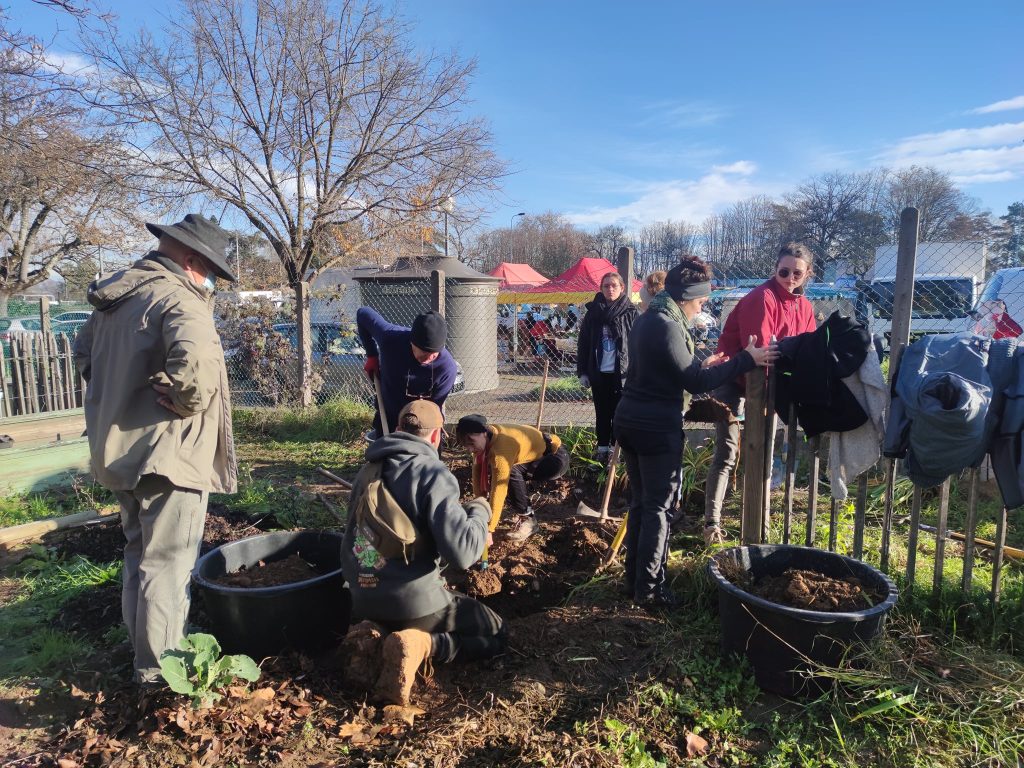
[
  {"left": 213, "top": 553, "right": 323, "bottom": 588},
  {"left": 720, "top": 560, "right": 883, "bottom": 612}
]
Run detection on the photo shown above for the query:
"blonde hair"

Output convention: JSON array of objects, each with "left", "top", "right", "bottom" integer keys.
[{"left": 644, "top": 270, "right": 666, "bottom": 295}]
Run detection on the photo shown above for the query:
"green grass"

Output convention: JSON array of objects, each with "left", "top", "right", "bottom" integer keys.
[
  {"left": 233, "top": 395, "right": 373, "bottom": 443},
  {"left": 528, "top": 375, "right": 589, "bottom": 401},
  {"left": 0, "top": 478, "right": 116, "bottom": 528}
]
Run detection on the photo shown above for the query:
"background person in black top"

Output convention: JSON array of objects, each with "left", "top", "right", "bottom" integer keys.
[{"left": 576, "top": 272, "right": 639, "bottom": 460}]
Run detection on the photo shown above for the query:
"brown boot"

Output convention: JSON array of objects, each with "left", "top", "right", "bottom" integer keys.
[
  {"left": 340, "top": 620, "right": 386, "bottom": 691},
  {"left": 372, "top": 629, "right": 433, "bottom": 706}
]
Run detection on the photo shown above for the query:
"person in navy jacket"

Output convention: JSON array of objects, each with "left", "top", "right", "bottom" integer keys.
[{"left": 357, "top": 308, "right": 457, "bottom": 439}]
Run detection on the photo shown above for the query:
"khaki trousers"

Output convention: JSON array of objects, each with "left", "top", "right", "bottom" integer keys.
[{"left": 115, "top": 474, "right": 208, "bottom": 683}]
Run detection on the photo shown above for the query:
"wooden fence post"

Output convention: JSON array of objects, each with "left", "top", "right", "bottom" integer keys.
[
  {"left": 616, "top": 246, "right": 635, "bottom": 296},
  {"left": 741, "top": 369, "right": 767, "bottom": 544}
]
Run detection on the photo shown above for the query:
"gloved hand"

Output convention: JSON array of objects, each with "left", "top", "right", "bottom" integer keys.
[
  {"left": 363, "top": 355, "right": 380, "bottom": 380},
  {"left": 578, "top": 374, "right": 590, "bottom": 388}
]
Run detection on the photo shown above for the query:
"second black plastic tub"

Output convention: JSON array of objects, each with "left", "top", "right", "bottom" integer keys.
[
  {"left": 707, "top": 544, "right": 898, "bottom": 696},
  {"left": 192, "top": 530, "right": 351, "bottom": 659}
]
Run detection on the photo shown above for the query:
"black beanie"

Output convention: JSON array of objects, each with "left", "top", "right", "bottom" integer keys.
[
  {"left": 411, "top": 311, "right": 447, "bottom": 352},
  {"left": 455, "top": 413, "right": 489, "bottom": 436}
]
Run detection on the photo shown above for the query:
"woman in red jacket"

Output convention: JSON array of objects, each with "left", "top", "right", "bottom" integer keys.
[{"left": 703, "top": 242, "right": 817, "bottom": 545}]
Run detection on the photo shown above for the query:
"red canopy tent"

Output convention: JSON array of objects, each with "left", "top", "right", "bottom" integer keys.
[
  {"left": 487, "top": 262, "right": 549, "bottom": 292},
  {"left": 505, "top": 256, "right": 641, "bottom": 303}
]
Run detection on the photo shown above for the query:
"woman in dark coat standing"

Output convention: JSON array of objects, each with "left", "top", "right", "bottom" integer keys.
[
  {"left": 614, "top": 257, "right": 776, "bottom": 608},
  {"left": 577, "top": 271, "right": 639, "bottom": 459}
]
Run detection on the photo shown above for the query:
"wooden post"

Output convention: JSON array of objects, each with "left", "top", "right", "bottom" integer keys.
[
  {"left": 535, "top": 358, "right": 550, "bottom": 430},
  {"left": 991, "top": 506, "right": 1008, "bottom": 605},
  {"left": 827, "top": 498, "right": 838, "bottom": 552},
  {"left": 905, "top": 485, "right": 923, "bottom": 594},
  {"left": 782, "top": 406, "right": 797, "bottom": 545},
  {"left": 295, "top": 281, "right": 313, "bottom": 407},
  {"left": 741, "top": 369, "right": 767, "bottom": 544},
  {"left": 889, "top": 207, "right": 920, "bottom": 373},
  {"left": 38, "top": 296, "right": 51, "bottom": 338},
  {"left": 879, "top": 460, "right": 897, "bottom": 572},
  {"left": 761, "top": 369, "right": 777, "bottom": 543},
  {"left": 10, "top": 335, "right": 27, "bottom": 415},
  {"left": 852, "top": 474, "right": 869, "bottom": 560},
  {"left": 961, "top": 467, "right": 980, "bottom": 594},
  {"left": 616, "top": 246, "right": 635, "bottom": 297},
  {"left": 0, "top": 341, "right": 9, "bottom": 417},
  {"left": 931, "top": 478, "right": 951, "bottom": 599},
  {"left": 431, "top": 269, "right": 446, "bottom": 317},
  {"left": 805, "top": 436, "right": 820, "bottom": 547}
]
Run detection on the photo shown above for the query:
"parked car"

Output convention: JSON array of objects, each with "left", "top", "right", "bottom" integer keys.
[
  {"left": 0, "top": 317, "right": 42, "bottom": 356},
  {"left": 51, "top": 319, "right": 89, "bottom": 339}
]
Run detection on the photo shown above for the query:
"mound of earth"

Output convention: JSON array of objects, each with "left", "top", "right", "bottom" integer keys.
[
  {"left": 721, "top": 563, "right": 883, "bottom": 612},
  {"left": 212, "top": 553, "right": 323, "bottom": 588}
]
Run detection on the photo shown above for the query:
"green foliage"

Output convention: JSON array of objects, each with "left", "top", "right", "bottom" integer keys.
[
  {"left": 602, "top": 718, "right": 667, "bottom": 768},
  {"left": 159, "top": 633, "right": 260, "bottom": 709},
  {"left": 679, "top": 438, "right": 714, "bottom": 503},
  {"left": 233, "top": 396, "right": 373, "bottom": 444},
  {"left": 528, "top": 375, "right": 589, "bottom": 401}
]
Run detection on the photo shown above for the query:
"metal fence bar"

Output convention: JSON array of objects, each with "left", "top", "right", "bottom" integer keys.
[
  {"left": 905, "top": 485, "right": 924, "bottom": 594},
  {"left": 804, "top": 436, "right": 820, "bottom": 547},
  {"left": 782, "top": 405, "right": 797, "bottom": 545},
  {"left": 931, "top": 478, "right": 952, "bottom": 599},
  {"left": 852, "top": 473, "right": 868, "bottom": 560},
  {"left": 961, "top": 467, "right": 980, "bottom": 594}
]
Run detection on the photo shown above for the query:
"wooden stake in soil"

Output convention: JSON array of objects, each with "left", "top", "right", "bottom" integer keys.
[
  {"left": 804, "top": 435, "right": 820, "bottom": 547},
  {"left": 879, "top": 458, "right": 898, "bottom": 572},
  {"left": 782, "top": 405, "right": 797, "bottom": 545},
  {"left": 961, "top": 467, "right": 980, "bottom": 594},
  {"left": 0, "top": 341, "right": 10, "bottom": 418},
  {"left": 535, "top": 358, "right": 550, "bottom": 430},
  {"left": 852, "top": 473, "right": 868, "bottom": 560},
  {"left": 741, "top": 367, "right": 768, "bottom": 545},
  {"left": 905, "top": 485, "right": 924, "bottom": 594},
  {"left": 828, "top": 497, "right": 838, "bottom": 552},
  {"left": 931, "top": 477, "right": 951, "bottom": 599},
  {"left": 992, "top": 505, "right": 1008, "bottom": 605},
  {"left": 316, "top": 466, "right": 353, "bottom": 489}
]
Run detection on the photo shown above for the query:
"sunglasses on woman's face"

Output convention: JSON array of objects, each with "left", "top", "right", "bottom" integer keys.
[{"left": 777, "top": 268, "right": 804, "bottom": 279}]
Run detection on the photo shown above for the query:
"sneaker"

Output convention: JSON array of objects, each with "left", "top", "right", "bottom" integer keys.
[
  {"left": 594, "top": 446, "right": 611, "bottom": 463},
  {"left": 507, "top": 514, "right": 538, "bottom": 542},
  {"left": 373, "top": 629, "right": 433, "bottom": 706},
  {"left": 703, "top": 524, "right": 726, "bottom": 547},
  {"left": 634, "top": 589, "right": 681, "bottom": 611}
]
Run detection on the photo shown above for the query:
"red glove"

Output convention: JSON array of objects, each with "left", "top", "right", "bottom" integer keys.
[{"left": 363, "top": 355, "right": 380, "bottom": 380}]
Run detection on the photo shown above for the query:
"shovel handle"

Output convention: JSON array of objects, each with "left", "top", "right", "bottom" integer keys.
[
  {"left": 374, "top": 374, "right": 389, "bottom": 435},
  {"left": 598, "top": 444, "right": 621, "bottom": 521},
  {"left": 605, "top": 512, "right": 628, "bottom": 565}
]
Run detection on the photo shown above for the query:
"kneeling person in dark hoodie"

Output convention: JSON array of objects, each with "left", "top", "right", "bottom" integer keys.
[{"left": 340, "top": 400, "right": 506, "bottom": 705}]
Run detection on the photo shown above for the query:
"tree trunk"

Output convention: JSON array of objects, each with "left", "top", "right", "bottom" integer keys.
[{"left": 294, "top": 281, "right": 313, "bottom": 407}]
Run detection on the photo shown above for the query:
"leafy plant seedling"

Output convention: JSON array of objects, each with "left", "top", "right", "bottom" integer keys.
[{"left": 159, "top": 632, "right": 261, "bottom": 708}]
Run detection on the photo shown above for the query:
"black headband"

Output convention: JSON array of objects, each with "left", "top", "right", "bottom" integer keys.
[{"left": 666, "top": 280, "right": 712, "bottom": 301}]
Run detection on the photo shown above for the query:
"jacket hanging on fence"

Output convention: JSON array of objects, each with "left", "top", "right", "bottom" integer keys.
[
  {"left": 883, "top": 333, "right": 995, "bottom": 490},
  {"left": 987, "top": 338, "right": 1024, "bottom": 509},
  {"left": 827, "top": 350, "right": 888, "bottom": 501},
  {"left": 773, "top": 311, "right": 872, "bottom": 437}
]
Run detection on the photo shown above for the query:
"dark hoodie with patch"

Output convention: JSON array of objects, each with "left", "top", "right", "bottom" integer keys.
[{"left": 341, "top": 432, "right": 490, "bottom": 621}]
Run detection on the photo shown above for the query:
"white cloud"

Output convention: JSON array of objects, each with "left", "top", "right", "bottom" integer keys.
[
  {"left": 880, "top": 122, "right": 1024, "bottom": 158},
  {"left": 40, "top": 51, "right": 99, "bottom": 79},
  {"left": 565, "top": 162, "right": 777, "bottom": 228},
  {"left": 970, "top": 95, "right": 1024, "bottom": 114},
  {"left": 638, "top": 99, "right": 729, "bottom": 128}
]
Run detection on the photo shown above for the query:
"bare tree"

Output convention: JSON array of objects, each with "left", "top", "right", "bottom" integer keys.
[
  {"left": 86, "top": 0, "right": 503, "bottom": 404},
  {"left": 882, "top": 166, "right": 978, "bottom": 242},
  {"left": 0, "top": 40, "right": 141, "bottom": 316}
]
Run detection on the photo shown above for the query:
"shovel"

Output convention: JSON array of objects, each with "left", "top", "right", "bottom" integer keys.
[
  {"left": 374, "top": 374, "right": 390, "bottom": 435},
  {"left": 576, "top": 444, "right": 622, "bottom": 521}
]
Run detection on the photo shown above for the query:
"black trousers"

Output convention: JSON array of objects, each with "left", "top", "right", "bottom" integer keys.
[
  {"left": 374, "top": 592, "right": 506, "bottom": 663},
  {"left": 591, "top": 372, "right": 622, "bottom": 448},
  {"left": 506, "top": 446, "right": 570, "bottom": 514},
  {"left": 614, "top": 423, "right": 683, "bottom": 601}
]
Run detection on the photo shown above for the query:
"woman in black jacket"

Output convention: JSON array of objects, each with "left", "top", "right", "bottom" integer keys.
[
  {"left": 614, "top": 257, "right": 776, "bottom": 608},
  {"left": 577, "top": 272, "right": 640, "bottom": 459}
]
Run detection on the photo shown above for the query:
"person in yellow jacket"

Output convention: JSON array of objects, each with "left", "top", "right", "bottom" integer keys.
[{"left": 455, "top": 414, "right": 570, "bottom": 541}]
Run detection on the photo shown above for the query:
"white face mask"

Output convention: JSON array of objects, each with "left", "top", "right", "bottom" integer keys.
[{"left": 203, "top": 273, "right": 216, "bottom": 292}]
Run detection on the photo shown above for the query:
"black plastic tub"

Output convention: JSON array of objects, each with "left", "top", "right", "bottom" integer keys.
[
  {"left": 707, "top": 544, "right": 898, "bottom": 696},
  {"left": 192, "top": 530, "right": 351, "bottom": 659}
]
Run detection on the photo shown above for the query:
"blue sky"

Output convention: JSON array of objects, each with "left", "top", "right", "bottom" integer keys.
[{"left": 20, "top": 0, "right": 1024, "bottom": 231}]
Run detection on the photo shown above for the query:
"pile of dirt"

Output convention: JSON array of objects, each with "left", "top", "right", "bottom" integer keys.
[
  {"left": 50, "top": 519, "right": 122, "bottom": 563},
  {"left": 54, "top": 580, "right": 121, "bottom": 638},
  {"left": 212, "top": 553, "right": 323, "bottom": 588},
  {"left": 724, "top": 565, "right": 883, "bottom": 612},
  {"left": 202, "top": 502, "right": 261, "bottom": 553}
]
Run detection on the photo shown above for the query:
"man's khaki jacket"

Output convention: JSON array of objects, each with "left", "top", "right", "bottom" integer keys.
[{"left": 73, "top": 255, "right": 237, "bottom": 493}]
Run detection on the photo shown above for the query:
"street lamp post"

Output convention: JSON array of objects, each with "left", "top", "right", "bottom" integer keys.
[{"left": 509, "top": 212, "right": 525, "bottom": 262}]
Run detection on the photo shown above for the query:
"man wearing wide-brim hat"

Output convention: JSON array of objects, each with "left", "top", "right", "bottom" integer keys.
[{"left": 74, "top": 214, "right": 239, "bottom": 685}]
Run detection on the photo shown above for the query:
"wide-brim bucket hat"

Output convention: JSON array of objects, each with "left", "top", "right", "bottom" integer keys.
[{"left": 146, "top": 213, "right": 238, "bottom": 282}]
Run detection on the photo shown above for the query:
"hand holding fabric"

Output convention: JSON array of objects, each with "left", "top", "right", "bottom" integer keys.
[
  {"left": 363, "top": 355, "right": 380, "bottom": 380},
  {"left": 745, "top": 335, "right": 779, "bottom": 368},
  {"left": 578, "top": 374, "right": 590, "bottom": 388}
]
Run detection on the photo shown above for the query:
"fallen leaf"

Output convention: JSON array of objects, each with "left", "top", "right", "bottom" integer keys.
[
  {"left": 338, "top": 722, "right": 366, "bottom": 740},
  {"left": 57, "top": 759, "right": 80, "bottom": 768},
  {"left": 685, "top": 732, "right": 709, "bottom": 757},
  {"left": 382, "top": 704, "right": 426, "bottom": 726},
  {"left": 69, "top": 684, "right": 89, "bottom": 699}
]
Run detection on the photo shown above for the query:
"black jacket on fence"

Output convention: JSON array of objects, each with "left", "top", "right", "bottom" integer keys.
[
  {"left": 576, "top": 293, "right": 639, "bottom": 381},
  {"left": 773, "top": 312, "right": 871, "bottom": 437}
]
